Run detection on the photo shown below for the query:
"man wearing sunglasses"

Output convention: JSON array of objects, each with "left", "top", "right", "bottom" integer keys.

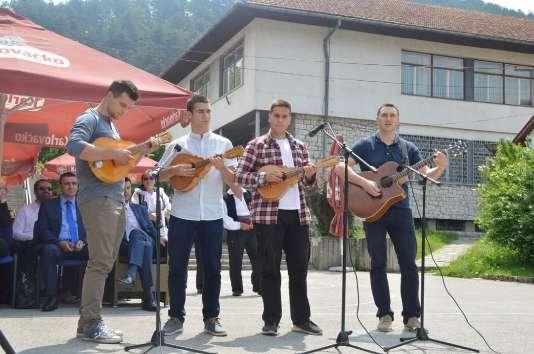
[{"left": 12, "top": 179, "right": 53, "bottom": 308}]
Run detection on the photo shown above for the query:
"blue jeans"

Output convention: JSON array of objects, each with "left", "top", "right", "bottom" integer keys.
[
  {"left": 363, "top": 207, "right": 420, "bottom": 323},
  {"left": 167, "top": 216, "right": 223, "bottom": 322}
]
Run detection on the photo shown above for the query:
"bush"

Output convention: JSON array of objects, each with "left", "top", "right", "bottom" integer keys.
[{"left": 476, "top": 140, "right": 534, "bottom": 265}]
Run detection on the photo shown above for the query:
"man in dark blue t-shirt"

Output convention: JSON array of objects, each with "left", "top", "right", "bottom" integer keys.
[{"left": 335, "top": 103, "right": 448, "bottom": 333}]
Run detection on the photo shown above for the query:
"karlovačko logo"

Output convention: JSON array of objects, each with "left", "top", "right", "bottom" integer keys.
[{"left": 0, "top": 36, "right": 70, "bottom": 68}]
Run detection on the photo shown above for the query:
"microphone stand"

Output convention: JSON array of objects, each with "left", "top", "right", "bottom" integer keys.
[
  {"left": 125, "top": 168, "right": 214, "bottom": 354},
  {"left": 384, "top": 164, "right": 478, "bottom": 353},
  {"left": 301, "top": 123, "right": 380, "bottom": 354},
  {"left": 0, "top": 330, "right": 16, "bottom": 354}
]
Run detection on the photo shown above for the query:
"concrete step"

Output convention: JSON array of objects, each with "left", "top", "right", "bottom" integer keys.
[{"left": 186, "top": 246, "right": 287, "bottom": 270}]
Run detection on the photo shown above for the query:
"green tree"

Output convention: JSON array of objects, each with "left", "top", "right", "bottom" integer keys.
[{"left": 476, "top": 140, "right": 534, "bottom": 265}]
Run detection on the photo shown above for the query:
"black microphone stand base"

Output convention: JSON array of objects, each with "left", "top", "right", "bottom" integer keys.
[
  {"left": 299, "top": 330, "right": 381, "bottom": 354},
  {"left": 125, "top": 330, "right": 215, "bottom": 354},
  {"left": 385, "top": 327, "right": 479, "bottom": 352}
]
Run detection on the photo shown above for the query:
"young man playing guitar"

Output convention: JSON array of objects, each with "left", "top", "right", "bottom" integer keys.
[
  {"left": 159, "top": 95, "right": 236, "bottom": 337},
  {"left": 67, "top": 80, "right": 160, "bottom": 343},
  {"left": 334, "top": 103, "right": 448, "bottom": 332},
  {"left": 235, "top": 99, "right": 322, "bottom": 336}
]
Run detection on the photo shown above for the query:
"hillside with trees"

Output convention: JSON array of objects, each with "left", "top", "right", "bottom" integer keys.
[{"left": 1, "top": 0, "right": 531, "bottom": 76}]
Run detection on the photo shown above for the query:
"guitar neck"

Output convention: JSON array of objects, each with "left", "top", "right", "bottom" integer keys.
[
  {"left": 193, "top": 158, "right": 211, "bottom": 168},
  {"left": 391, "top": 154, "right": 436, "bottom": 181},
  {"left": 283, "top": 159, "right": 333, "bottom": 178},
  {"left": 127, "top": 142, "right": 149, "bottom": 155}
]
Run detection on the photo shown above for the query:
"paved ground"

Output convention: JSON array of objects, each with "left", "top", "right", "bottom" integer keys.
[
  {"left": 1, "top": 270, "right": 533, "bottom": 354},
  {"left": 416, "top": 236, "right": 476, "bottom": 269}
]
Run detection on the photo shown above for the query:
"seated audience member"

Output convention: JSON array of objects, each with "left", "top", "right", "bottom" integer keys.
[
  {"left": 0, "top": 182, "right": 12, "bottom": 258},
  {"left": 13, "top": 179, "right": 52, "bottom": 308},
  {"left": 120, "top": 177, "right": 157, "bottom": 311},
  {"left": 223, "top": 183, "right": 260, "bottom": 296},
  {"left": 35, "top": 172, "right": 88, "bottom": 311}
]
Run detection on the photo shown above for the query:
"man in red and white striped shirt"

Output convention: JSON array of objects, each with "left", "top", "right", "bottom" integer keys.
[{"left": 235, "top": 99, "right": 322, "bottom": 337}]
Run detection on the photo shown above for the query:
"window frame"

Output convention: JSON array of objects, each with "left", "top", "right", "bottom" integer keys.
[
  {"left": 190, "top": 69, "right": 210, "bottom": 98},
  {"left": 220, "top": 41, "right": 244, "bottom": 96}
]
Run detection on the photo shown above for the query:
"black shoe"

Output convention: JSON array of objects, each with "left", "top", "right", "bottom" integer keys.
[
  {"left": 141, "top": 299, "right": 157, "bottom": 311},
  {"left": 232, "top": 291, "right": 242, "bottom": 297},
  {"left": 118, "top": 275, "right": 135, "bottom": 287},
  {"left": 292, "top": 320, "right": 323, "bottom": 335},
  {"left": 261, "top": 323, "right": 279, "bottom": 336},
  {"left": 196, "top": 288, "right": 202, "bottom": 294},
  {"left": 41, "top": 296, "right": 58, "bottom": 312}
]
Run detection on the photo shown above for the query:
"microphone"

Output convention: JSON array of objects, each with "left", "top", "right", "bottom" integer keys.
[
  {"left": 149, "top": 144, "right": 182, "bottom": 177},
  {"left": 307, "top": 123, "right": 327, "bottom": 137}
]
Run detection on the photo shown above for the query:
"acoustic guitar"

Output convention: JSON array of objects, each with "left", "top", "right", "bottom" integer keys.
[
  {"left": 257, "top": 155, "right": 341, "bottom": 201},
  {"left": 170, "top": 146, "right": 244, "bottom": 192},
  {"left": 89, "top": 132, "right": 172, "bottom": 184},
  {"left": 347, "top": 141, "right": 468, "bottom": 222}
]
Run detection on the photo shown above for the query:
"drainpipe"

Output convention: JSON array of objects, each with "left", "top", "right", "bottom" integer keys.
[{"left": 322, "top": 19, "right": 341, "bottom": 156}]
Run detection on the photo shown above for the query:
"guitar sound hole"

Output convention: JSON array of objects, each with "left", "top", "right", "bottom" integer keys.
[{"left": 380, "top": 176, "right": 393, "bottom": 188}]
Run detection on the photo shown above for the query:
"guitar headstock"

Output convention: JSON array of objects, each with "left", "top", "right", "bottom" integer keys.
[
  {"left": 316, "top": 155, "right": 343, "bottom": 168},
  {"left": 155, "top": 131, "right": 173, "bottom": 144},
  {"left": 223, "top": 146, "right": 245, "bottom": 159},
  {"left": 445, "top": 140, "right": 468, "bottom": 157}
]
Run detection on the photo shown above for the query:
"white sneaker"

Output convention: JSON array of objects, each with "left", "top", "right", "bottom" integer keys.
[{"left": 377, "top": 315, "right": 393, "bottom": 332}]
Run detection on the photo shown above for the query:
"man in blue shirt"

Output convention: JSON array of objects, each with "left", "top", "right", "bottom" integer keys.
[
  {"left": 36, "top": 172, "right": 87, "bottom": 312},
  {"left": 335, "top": 103, "right": 448, "bottom": 332}
]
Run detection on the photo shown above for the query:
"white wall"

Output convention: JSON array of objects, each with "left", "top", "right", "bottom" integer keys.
[
  {"left": 171, "top": 18, "right": 534, "bottom": 142},
  {"left": 251, "top": 19, "right": 534, "bottom": 142},
  {"left": 171, "top": 22, "right": 257, "bottom": 138}
]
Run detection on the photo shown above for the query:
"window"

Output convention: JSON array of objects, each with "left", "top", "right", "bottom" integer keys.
[
  {"left": 433, "top": 56, "right": 464, "bottom": 99},
  {"left": 400, "top": 50, "right": 533, "bottom": 107},
  {"left": 401, "top": 51, "right": 431, "bottom": 96},
  {"left": 221, "top": 43, "right": 243, "bottom": 95},
  {"left": 190, "top": 70, "right": 209, "bottom": 98},
  {"left": 474, "top": 60, "right": 503, "bottom": 104},
  {"left": 505, "top": 64, "right": 533, "bottom": 106}
]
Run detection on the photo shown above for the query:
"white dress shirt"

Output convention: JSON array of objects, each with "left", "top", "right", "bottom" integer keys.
[
  {"left": 223, "top": 188, "right": 250, "bottom": 231},
  {"left": 12, "top": 201, "right": 41, "bottom": 241},
  {"left": 131, "top": 187, "right": 170, "bottom": 237},
  {"left": 124, "top": 202, "right": 142, "bottom": 242},
  {"left": 161, "top": 131, "right": 237, "bottom": 221}
]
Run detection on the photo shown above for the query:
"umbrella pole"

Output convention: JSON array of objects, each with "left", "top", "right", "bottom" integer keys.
[{"left": 0, "top": 94, "right": 7, "bottom": 179}]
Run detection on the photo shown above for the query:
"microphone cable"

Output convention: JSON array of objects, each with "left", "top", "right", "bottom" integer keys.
[{"left": 407, "top": 177, "right": 502, "bottom": 354}]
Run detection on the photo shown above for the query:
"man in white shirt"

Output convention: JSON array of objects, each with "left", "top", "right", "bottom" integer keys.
[
  {"left": 13, "top": 179, "right": 53, "bottom": 242},
  {"left": 160, "top": 95, "right": 236, "bottom": 337},
  {"left": 223, "top": 183, "right": 260, "bottom": 297},
  {"left": 12, "top": 179, "right": 52, "bottom": 308}
]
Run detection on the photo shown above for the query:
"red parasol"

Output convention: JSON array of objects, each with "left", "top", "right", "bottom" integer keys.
[
  {"left": 41, "top": 153, "right": 157, "bottom": 182},
  {"left": 0, "top": 9, "right": 191, "bottom": 185}
]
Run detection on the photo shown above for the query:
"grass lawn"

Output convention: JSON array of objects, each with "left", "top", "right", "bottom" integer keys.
[
  {"left": 438, "top": 237, "right": 534, "bottom": 278},
  {"left": 350, "top": 226, "right": 458, "bottom": 260}
]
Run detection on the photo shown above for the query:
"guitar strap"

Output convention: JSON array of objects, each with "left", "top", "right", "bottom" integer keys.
[{"left": 399, "top": 137, "right": 410, "bottom": 166}]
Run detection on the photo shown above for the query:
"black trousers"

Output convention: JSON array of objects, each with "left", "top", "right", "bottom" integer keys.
[
  {"left": 254, "top": 210, "right": 311, "bottom": 326},
  {"left": 226, "top": 229, "right": 260, "bottom": 294}
]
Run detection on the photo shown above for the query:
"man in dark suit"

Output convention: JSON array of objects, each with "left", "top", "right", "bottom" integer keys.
[
  {"left": 35, "top": 172, "right": 88, "bottom": 311},
  {"left": 120, "top": 177, "right": 157, "bottom": 311}
]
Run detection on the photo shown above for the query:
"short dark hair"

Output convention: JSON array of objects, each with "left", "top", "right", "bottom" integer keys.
[
  {"left": 59, "top": 172, "right": 76, "bottom": 184},
  {"left": 108, "top": 80, "right": 139, "bottom": 101},
  {"left": 124, "top": 177, "right": 132, "bottom": 184},
  {"left": 376, "top": 103, "right": 399, "bottom": 118},
  {"left": 186, "top": 95, "right": 209, "bottom": 113},
  {"left": 270, "top": 99, "right": 291, "bottom": 113},
  {"left": 34, "top": 179, "right": 50, "bottom": 192}
]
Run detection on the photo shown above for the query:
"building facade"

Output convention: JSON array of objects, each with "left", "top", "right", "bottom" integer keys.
[{"left": 163, "top": 0, "right": 534, "bottom": 232}]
